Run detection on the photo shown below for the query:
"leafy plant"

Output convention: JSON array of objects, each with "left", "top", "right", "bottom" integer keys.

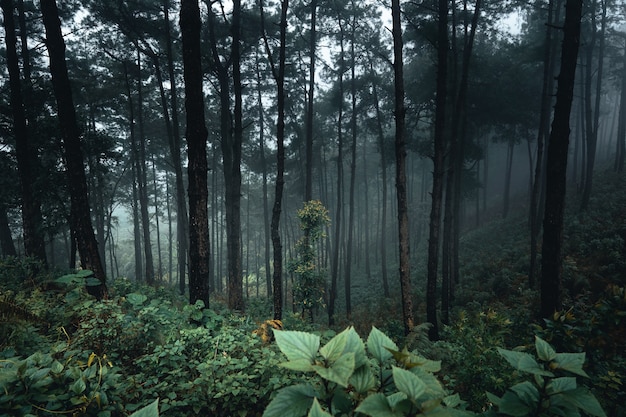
[
  {"left": 288, "top": 200, "right": 330, "bottom": 318},
  {"left": 487, "top": 336, "right": 606, "bottom": 417},
  {"left": 263, "top": 326, "right": 472, "bottom": 416}
]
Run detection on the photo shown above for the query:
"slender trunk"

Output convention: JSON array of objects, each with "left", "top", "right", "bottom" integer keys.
[
  {"left": 152, "top": 157, "right": 163, "bottom": 280},
  {"left": 541, "top": 0, "right": 583, "bottom": 319},
  {"left": 2, "top": 0, "right": 47, "bottom": 265},
  {"left": 260, "top": 0, "right": 288, "bottom": 320},
  {"left": 427, "top": 0, "right": 449, "bottom": 341},
  {"left": 41, "top": 0, "right": 106, "bottom": 298},
  {"left": 305, "top": 0, "right": 317, "bottom": 202},
  {"left": 502, "top": 140, "right": 515, "bottom": 218},
  {"left": 392, "top": 0, "right": 414, "bottom": 336},
  {"left": 617, "top": 39, "right": 626, "bottom": 173},
  {"left": 0, "top": 205, "right": 17, "bottom": 256},
  {"left": 181, "top": 0, "right": 210, "bottom": 307}
]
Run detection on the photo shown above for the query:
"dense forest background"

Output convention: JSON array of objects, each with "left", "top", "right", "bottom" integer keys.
[{"left": 1, "top": 0, "right": 626, "bottom": 415}]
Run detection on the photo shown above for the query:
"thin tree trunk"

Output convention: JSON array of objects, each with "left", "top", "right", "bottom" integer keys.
[
  {"left": 2, "top": 0, "right": 47, "bottom": 265},
  {"left": 427, "top": 0, "right": 449, "bottom": 341},
  {"left": 41, "top": 0, "right": 106, "bottom": 298},
  {"left": 392, "top": 0, "right": 414, "bottom": 336},
  {"left": 260, "top": 0, "right": 288, "bottom": 320},
  {"left": 502, "top": 140, "right": 515, "bottom": 218},
  {"left": 541, "top": 0, "right": 583, "bottom": 319},
  {"left": 181, "top": 0, "right": 210, "bottom": 307},
  {"left": 617, "top": 38, "right": 626, "bottom": 173},
  {"left": 305, "top": 0, "right": 317, "bottom": 202},
  {"left": 0, "top": 205, "right": 17, "bottom": 256}
]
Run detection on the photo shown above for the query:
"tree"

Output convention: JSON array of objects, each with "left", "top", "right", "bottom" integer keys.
[
  {"left": 2, "top": 0, "right": 47, "bottom": 265},
  {"left": 180, "top": 0, "right": 210, "bottom": 307},
  {"left": 260, "top": 0, "right": 289, "bottom": 320},
  {"left": 541, "top": 0, "right": 584, "bottom": 319},
  {"left": 391, "top": 0, "right": 414, "bottom": 336},
  {"left": 426, "top": 0, "right": 449, "bottom": 341}
]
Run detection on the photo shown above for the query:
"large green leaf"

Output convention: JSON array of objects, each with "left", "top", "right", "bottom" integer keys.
[
  {"left": 497, "top": 348, "right": 553, "bottom": 377},
  {"left": 263, "top": 384, "right": 317, "bottom": 417},
  {"left": 274, "top": 331, "right": 320, "bottom": 363},
  {"left": 129, "top": 399, "right": 159, "bottom": 417},
  {"left": 127, "top": 293, "right": 148, "bottom": 306},
  {"left": 355, "top": 393, "right": 403, "bottom": 417},
  {"left": 487, "top": 391, "right": 532, "bottom": 416},
  {"left": 320, "top": 328, "right": 349, "bottom": 363},
  {"left": 308, "top": 398, "right": 332, "bottom": 417},
  {"left": 392, "top": 366, "right": 426, "bottom": 403},
  {"left": 312, "top": 352, "right": 355, "bottom": 387},
  {"left": 561, "top": 388, "right": 607, "bottom": 417},
  {"left": 510, "top": 381, "right": 539, "bottom": 407},
  {"left": 546, "top": 377, "right": 577, "bottom": 395},
  {"left": 554, "top": 352, "right": 589, "bottom": 377},
  {"left": 280, "top": 359, "right": 315, "bottom": 372},
  {"left": 343, "top": 327, "right": 367, "bottom": 368},
  {"left": 534, "top": 336, "right": 556, "bottom": 362},
  {"left": 367, "top": 327, "right": 398, "bottom": 364},
  {"left": 350, "top": 365, "right": 375, "bottom": 394}
]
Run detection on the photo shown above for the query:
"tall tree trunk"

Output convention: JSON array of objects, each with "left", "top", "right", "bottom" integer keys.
[
  {"left": 152, "top": 157, "right": 163, "bottom": 280},
  {"left": 368, "top": 58, "right": 390, "bottom": 297},
  {"left": 2, "top": 0, "right": 47, "bottom": 265},
  {"left": 124, "top": 62, "right": 143, "bottom": 283},
  {"left": 255, "top": 51, "right": 272, "bottom": 298},
  {"left": 530, "top": 0, "right": 561, "bottom": 288},
  {"left": 392, "top": 0, "right": 414, "bottom": 336},
  {"left": 427, "top": 0, "right": 449, "bottom": 341},
  {"left": 580, "top": 0, "right": 606, "bottom": 211},
  {"left": 329, "top": 19, "right": 345, "bottom": 327},
  {"left": 305, "top": 0, "right": 317, "bottom": 202},
  {"left": 181, "top": 0, "right": 210, "bottom": 307},
  {"left": 260, "top": 0, "right": 288, "bottom": 320},
  {"left": 541, "top": 0, "right": 583, "bottom": 319},
  {"left": 227, "top": 0, "right": 244, "bottom": 311},
  {"left": 41, "top": 0, "right": 106, "bottom": 298},
  {"left": 502, "top": 140, "right": 515, "bottom": 218},
  {"left": 135, "top": 46, "right": 155, "bottom": 286},
  {"left": 164, "top": 0, "right": 189, "bottom": 294}
]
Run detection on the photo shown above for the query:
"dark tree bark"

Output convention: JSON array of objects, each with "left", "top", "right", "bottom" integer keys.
[
  {"left": 541, "top": 0, "right": 583, "bottom": 319},
  {"left": 530, "top": 0, "right": 561, "bottom": 288},
  {"left": 305, "top": 0, "right": 317, "bottom": 202},
  {"left": 180, "top": 0, "right": 210, "bottom": 307},
  {"left": 254, "top": 50, "right": 273, "bottom": 298},
  {"left": 328, "top": 18, "right": 345, "bottom": 327},
  {"left": 260, "top": 0, "right": 288, "bottom": 320},
  {"left": 163, "top": 0, "right": 189, "bottom": 294},
  {"left": 227, "top": 0, "right": 245, "bottom": 311},
  {"left": 580, "top": 0, "right": 606, "bottom": 211},
  {"left": 2, "top": 0, "right": 47, "bottom": 265},
  {"left": 134, "top": 46, "right": 155, "bottom": 286},
  {"left": 426, "top": 0, "right": 449, "bottom": 341},
  {"left": 41, "top": 0, "right": 106, "bottom": 298},
  {"left": 391, "top": 0, "right": 414, "bottom": 336}
]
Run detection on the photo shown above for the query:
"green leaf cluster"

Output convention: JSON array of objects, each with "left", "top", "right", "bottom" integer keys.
[
  {"left": 264, "top": 326, "right": 472, "bottom": 417},
  {"left": 487, "top": 336, "right": 606, "bottom": 417}
]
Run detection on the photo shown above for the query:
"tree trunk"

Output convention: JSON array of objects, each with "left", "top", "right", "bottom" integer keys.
[
  {"left": 541, "top": 0, "right": 583, "bottom": 319},
  {"left": 392, "top": 0, "right": 414, "bottom": 336},
  {"left": 181, "top": 0, "right": 210, "bottom": 307},
  {"left": 260, "top": 0, "right": 288, "bottom": 320},
  {"left": 135, "top": 46, "right": 155, "bottom": 286},
  {"left": 426, "top": 0, "right": 449, "bottom": 341},
  {"left": 530, "top": 0, "right": 560, "bottom": 288},
  {"left": 41, "top": 0, "right": 106, "bottom": 298},
  {"left": 2, "top": 0, "right": 47, "bottom": 265},
  {"left": 305, "top": 0, "right": 317, "bottom": 202},
  {"left": 227, "top": 0, "right": 245, "bottom": 311},
  {"left": 502, "top": 140, "right": 515, "bottom": 218},
  {"left": 164, "top": 0, "right": 189, "bottom": 294},
  {"left": 580, "top": 0, "right": 606, "bottom": 211}
]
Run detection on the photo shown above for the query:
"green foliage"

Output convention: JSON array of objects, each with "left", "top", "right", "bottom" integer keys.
[
  {"left": 487, "top": 336, "right": 607, "bottom": 417},
  {"left": 264, "top": 326, "right": 473, "bottom": 417},
  {"left": 289, "top": 200, "right": 330, "bottom": 316},
  {"left": 0, "top": 348, "right": 125, "bottom": 416}
]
